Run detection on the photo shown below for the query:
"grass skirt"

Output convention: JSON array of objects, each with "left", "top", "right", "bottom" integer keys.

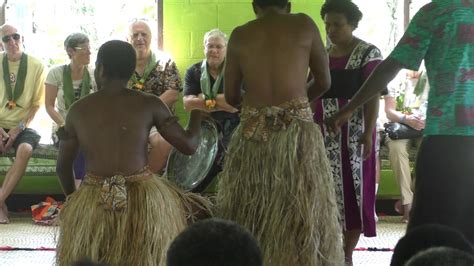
[
  {"left": 217, "top": 101, "right": 344, "bottom": 266},
  {"left": 56, "top": 170, "right": 211, "bottom": 266}
]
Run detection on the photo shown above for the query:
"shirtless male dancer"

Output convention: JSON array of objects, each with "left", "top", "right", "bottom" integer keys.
[
  {"left": 55, "top": 40, "right": 208, "bottom": 266},
  {"left": 216, "top": 0, "right": 344, "bottom": 265}
]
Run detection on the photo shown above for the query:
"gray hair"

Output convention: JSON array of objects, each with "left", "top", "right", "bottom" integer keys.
[
  {"left": 64, "top": 32, "right": 89, "bottom": 58},
  {"left": 64, "top": 33, "right": 89, "bottom": 50},
  {"left": 203, "top": 29, "right": 227, "bottom": 45},
  {"left": 128, "top": 18, "right": 152, "bottom": 36}
]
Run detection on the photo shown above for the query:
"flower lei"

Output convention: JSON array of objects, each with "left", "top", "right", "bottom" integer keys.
[
  {"left": 200, "top": 59, "right": 224, "bottom": 109},
  {"left": 204, "top": 98, "right": 217, "bottom": 109},
  {"left": 130, "top": 52, "right": 157, "bottom": 90},
  {"left": 62, "top": 64, "right": 91, "bottom": 110},
  {"left": 3, "top": 53, "right": 28, "bottom": 110}
]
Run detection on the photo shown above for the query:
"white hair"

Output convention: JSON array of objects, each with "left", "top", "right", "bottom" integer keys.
[
  {"left": 128, "top": 18, "right": 152, "bottom": 36},
  {"left": 203, "top": 29, "right": 227, "bottom": 45}
]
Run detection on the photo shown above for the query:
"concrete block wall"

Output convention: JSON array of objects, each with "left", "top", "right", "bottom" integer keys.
[{"left": 163, "top": 0, "right": 326, "bottom": 75}]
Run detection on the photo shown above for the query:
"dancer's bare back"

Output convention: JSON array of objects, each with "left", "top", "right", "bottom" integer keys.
[
  {"left": 225, "top": 12, "right": 330, "bottom": 107},
  {"left": 61, "top": 88, "right": 199, "bottom": 177}
]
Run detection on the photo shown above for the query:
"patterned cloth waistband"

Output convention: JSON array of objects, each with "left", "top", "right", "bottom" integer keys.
[
  {"left": 240, "top": 97, "right": 313, "bottom": 142},
  {"left": 83, "top": 167, "right": 153, "bottom": 211}
]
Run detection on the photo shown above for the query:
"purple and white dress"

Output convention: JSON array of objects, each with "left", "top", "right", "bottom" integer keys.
[{"left": 313, "top": 40, "right": 382, "bottom": 237}]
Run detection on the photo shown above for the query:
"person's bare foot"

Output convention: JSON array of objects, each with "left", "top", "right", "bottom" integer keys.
[
  {"left": 394, "top": 199, "right": 403, "bottom": 214},
  {"left": 0, "top": 203, "right": 9, "bottom": 224},
  {"left": 395, "top": 200, "right": 411, "bottom": 223}
]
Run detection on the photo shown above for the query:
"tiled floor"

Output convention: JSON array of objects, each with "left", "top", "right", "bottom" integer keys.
[{"left": 0, "top": 213, "right": 406, "bottom": 266}]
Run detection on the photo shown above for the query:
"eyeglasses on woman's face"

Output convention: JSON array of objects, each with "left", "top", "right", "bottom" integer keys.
[{"left": 74, "top": 46, "right": 91, "bottom": 53}]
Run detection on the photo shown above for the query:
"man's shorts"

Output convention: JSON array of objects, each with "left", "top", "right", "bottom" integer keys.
[{"left": 4, "top": 128, "right": 41, "bottom": 151}]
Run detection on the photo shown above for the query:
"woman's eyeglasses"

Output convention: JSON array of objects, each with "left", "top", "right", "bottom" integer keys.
[
  {"left": 2, "top": 33, "right": 20, "bottom": 43},
  {"left": 74, "top": 46, "right": 91, "bottom": 52}
]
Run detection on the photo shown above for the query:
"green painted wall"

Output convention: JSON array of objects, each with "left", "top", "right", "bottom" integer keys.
[
  {"left": 163, "top": 0, "right": 326, "bottom": 122},
  {"left": 164, "top": 0, "right": 325, "bottom": 74}
]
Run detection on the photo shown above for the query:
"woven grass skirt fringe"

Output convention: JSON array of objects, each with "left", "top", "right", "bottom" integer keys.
[
  {"left": 56, "top": 173, "right": 211, "bottom": 266},
  {"left": 217, "top": 119, "right": 344, "bottom": 266}
]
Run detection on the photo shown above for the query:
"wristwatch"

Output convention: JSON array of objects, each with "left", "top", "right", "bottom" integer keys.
[{"left": 18, "top": 121, "right": 26, "bottom": 131}]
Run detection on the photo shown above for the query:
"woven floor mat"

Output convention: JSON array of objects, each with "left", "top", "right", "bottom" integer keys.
[
  {"left": 0, "top": 216, "right": 57, "bottom": 249},
  {"left": 0, "top": 214, "right": 57, "bottom": 266},
  {"left": 0, "top": 251, "right": 55, "bottom": 266},
  {"left": 354, "top": 216, "right": 407, "bottom": 265},
  {"left": 0, "top": 214, "right": 406, "bottom": 266}
]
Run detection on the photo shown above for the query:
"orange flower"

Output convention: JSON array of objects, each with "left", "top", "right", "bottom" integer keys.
[
  {"left": 134, "top": 82, "right": 144, "bottom": 90},
  {"left": 6, "top": 100, "right": 16, "bottom": 110},
  {"left": 205, "top": 99, "right": 216, "bottom": 109}
]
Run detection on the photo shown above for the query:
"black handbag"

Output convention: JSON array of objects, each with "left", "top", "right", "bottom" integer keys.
[{"left": 384, "top": 122, "right": 423, "bottom": 140}]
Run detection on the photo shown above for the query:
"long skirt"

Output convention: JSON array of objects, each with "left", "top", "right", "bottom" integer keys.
[
  {"left": 217, "top": 101, "right": 344, "bottom": 266},
  {"left": 314, "top": 98, "right": 377, "bottom": 236}
]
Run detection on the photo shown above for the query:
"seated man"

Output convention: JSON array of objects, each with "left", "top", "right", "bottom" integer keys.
[
  {"left": 56, "top": 40, "right": 210, "bottom": 266},
  {"left": 0, "top": 24, "right": 45, "bottom": 224},
  {"left": 182, "top": 29, "right": 239, "bottom": 192},
  {"left": 127, "top": 18, "right": 182, "bottom": 173},
  {"left": 384, "top": 70, "right": 428, "bottom": 222},
  {"left": 167, "top": 218, "right": 263, "bottom": 266},
  {"left": 183, "top": 29, "right": 239, "bottom": 149}
]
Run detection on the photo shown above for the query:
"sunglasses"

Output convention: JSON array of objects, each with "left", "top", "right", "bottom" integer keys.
[{"left": 2, "top": 33, "right": 20, "bottom": 43}]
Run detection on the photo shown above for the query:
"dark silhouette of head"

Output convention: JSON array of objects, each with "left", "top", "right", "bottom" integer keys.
[
  {"left": 253, "top": 0, "right": 288, "bottom": 9},
  {"left": 320, "top": 0, "right": 363, "bottom": 29},
  {"left": 391, "top": 224, "right": 474, "bottom": 266},
  {"left": 166, "top": 218, "right": 263, "bottom": 266},
  {"left": 405, "top": 247, "right": 474, "bottom": 266},
  {"left": 252, "top": 0, "right": 290, "bottom": 16},
  {"left": 95, "top": 40, "right": 136, "bottom": 82}
]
